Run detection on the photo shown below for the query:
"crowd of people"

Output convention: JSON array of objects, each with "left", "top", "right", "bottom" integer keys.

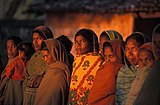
[{"left": 0, "top": 24, "right": 159, "bottom": 105}]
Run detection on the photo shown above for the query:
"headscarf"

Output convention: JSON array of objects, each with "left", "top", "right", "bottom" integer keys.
[
  {"left": 75, "top": 28, "right": 99, "bottom": 53},
  {"left": 100, "top": 30, "right": 123, "bottom": 41},
  {"left": 32, "top": 26, "right": 54, "bottom": 39},
  {"left": 139, "top": 42, "right": 153, "bottom": 54},
  {"left": 133, "top": 32, "right": 151, "bottom": 43},
  {"left": 103, "top": 40, "right": 124, "bottom": 64},
  {"left": 44, "top": 38, "right": 70, "bottom": 68}
]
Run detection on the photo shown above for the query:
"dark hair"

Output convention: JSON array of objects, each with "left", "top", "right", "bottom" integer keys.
[
  {"left": 7, "top": 36, "right": 22, "bottom": 46},
  {"left": 18, "top": 42, "right": 35, "bottom": 60},
  {"left": 75, "top": 28, "right": 99, "bottom": 53},
  {"left": 32, "top": 26, "right": 54, "bottom": 40},
  {"left": 56, "top": 35, "right": 73, "bottom": 54},
  {"left": 125, "top": 33, "right": 145, "bottom": 47}
]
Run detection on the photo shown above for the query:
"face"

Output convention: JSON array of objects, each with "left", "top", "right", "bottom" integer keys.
[
  {"left": 103, "top": 46, "right": 116, "bottom": 63},
  {"left": 153, "top": 33, "right": 160, "bottom": 60},
  {"left": 99, "top": 36, "right": 109, "bottom": 54},
  {"left": 32, "top": 32, "right": 44, "bottom": 51},
  {"left": 125, "top": 39, "right": 139, "bottom": 65},
  {"left": 41, "top": 50, "right": 54, "bottom": 65},
  {"left": 138, "top": 50, "right": 154, "bottom": 68},
  {"left": 75, "top": 35, "right": 90, "bottom": 55},
  {"left": 7, "top": 40, "right": 18, "bottom": 59}
]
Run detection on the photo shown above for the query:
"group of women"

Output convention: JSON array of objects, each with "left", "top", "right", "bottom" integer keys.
[{"left": 0, "top": 24, "right": 160, "bottom": 105}]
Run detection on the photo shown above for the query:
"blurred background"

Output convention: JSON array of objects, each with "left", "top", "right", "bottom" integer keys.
[{"left": 0, "top": 0, "right": 160, "bottom": 66}]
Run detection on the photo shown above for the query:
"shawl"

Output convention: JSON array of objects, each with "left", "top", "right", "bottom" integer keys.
[
  {"left": 134, "top": 60, "right": 160, "bottom": 105},
  {"left": 32, "top": 26, "right": 54, "bottom": 39},
  {"left": 103, "top": 40, "right": 124, "bottom": 64},
  {"left": 68, "top": 52, "right": 102, "bottom": 105},
  {"left": 34, "top": 38, "right": 70, "bottom": 105},
  {"left": 34, "top": 61, "right": 70, "bottom": 105},
  {"left": 125, "top": 67, "right": 151, "bottom": 105},
  {"left": 88, "top": 62, "right": 123, "bottom": 105},
  {"left": 116, "top": 65, "right": 138, "bottom": 105},
  {"left": 100, "top": 30, "right": 123, "bottom": 41}
]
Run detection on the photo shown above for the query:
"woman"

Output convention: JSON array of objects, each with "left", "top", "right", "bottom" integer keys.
[
  {"left": 23, "top": 26, "right": 54, "bottom": 105},
  {"left": 0, "top": 36, "right": 25, "bottom": 105},
  {"left": 88, "top": 40, "right": 124, "bottom": 105},
  {"left": 134, "top": 24, "right": 160, "bottom": 105},
  {"left": 68, "top": 29, "right": 102, "bottom": 105},
  {"left": 125, "top": 42, "right": 155, "bottom": 105},
  {"left": 99, "top": 30, "right": 123, "bottom": 54},
  {"left": 116, "top": 32, "right": 145, "bottom": 105},
  {"left": 33, "top": 39, "right": 70, "bottom": 105}
]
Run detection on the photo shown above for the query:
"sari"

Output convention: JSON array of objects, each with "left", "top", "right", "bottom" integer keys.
[
  {"left": 68, "top": 52, "right": 102, "bottom": 105},
  {"left": 88, "top": 40, "right": 124, "bottom": 105},
  {"left": 101, "top": 30, "right": 123, "bottom": 41},
  {"left": 34, "top": 39, "right": 70, "bottom": 105}
]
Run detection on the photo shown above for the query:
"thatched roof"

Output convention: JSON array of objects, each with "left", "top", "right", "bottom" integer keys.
[{"left": 25, "top": 0, "right": 160, "bottom": 14}]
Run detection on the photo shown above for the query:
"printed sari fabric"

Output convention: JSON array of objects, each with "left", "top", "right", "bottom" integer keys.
[{"left": 68, "top": 52, "right": 102, "bottom": 105}]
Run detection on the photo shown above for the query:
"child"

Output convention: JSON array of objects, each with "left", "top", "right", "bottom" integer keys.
[{"left": 0, "top": 36, "right": 25, "bottom": 105}]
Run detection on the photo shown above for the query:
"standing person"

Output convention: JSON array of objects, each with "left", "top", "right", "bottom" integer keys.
[
  {"left": 68, "top": 29, "right": 102, "bottom": 105},
  {"left": 56, "top": 35, "right": 74, "bottom": 72},
  {"left": 99, "top": 30, "right": 123, "bottom": 54},
  {"left": 0, "top": 36, "right": 25, "bottom": 105},
  {"left": 134, "top": 24, "right": 160, "bottom": 105},
  {"left": 125, "top": 42, "right": 155, "bottom": 105},
  {"left": 116, "top": 33, "right": 145, "bottom": 105},
  {"left": 23, "top": 26, "right": 54, "bottom": 105},
  {"left": 34, "top": 39, "right": 71, "bottom": 105},
  {"left": 88, "top": 40, "right": 124, "bottom": 105}
]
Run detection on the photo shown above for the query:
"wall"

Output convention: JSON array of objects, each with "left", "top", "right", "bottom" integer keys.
[{"left": 45, "top": 12, "right": 134, "bottom": 55}]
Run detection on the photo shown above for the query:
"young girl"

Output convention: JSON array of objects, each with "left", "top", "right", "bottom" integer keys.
[
  {"left": 88, "top": 40, "right": 124, "bottom": 105},
  {"left": 99, "top": 30, "right": 123, "bottom": 54},
  {"left": 0, "top": 36, "right": 25, "bottom": 105}
]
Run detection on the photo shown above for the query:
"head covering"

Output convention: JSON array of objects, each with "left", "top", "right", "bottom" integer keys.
[
  {"left": 44, "top": 38, "right": 69, "bottom": 67},
  {"left": 100, "top": 30, "right": 123, "bottom": 41},
  {"left": 75, "top": 28, "right": 99, "bottom": 53},
  {"left": 139, "top": 42, "right": 153, "bottom": 53},
  {"left": 32, "top": 26, "right": 54, "bottom": 39},
  {"left": 125, "top": 32, "right": 145, "bottom": 47},
  {"left": 133, "top": 32, "right": 151, "bottom": 43},
  {"left": 103, "top": 40, "right": 124, "bottom": 64}
]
